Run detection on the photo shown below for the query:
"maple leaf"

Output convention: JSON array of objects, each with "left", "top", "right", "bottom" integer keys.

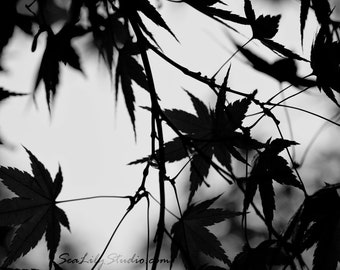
[
  {"left": 230, "top": 240, "right": 291, "bottom": 270},
  {"left": 235, "top": 42, "right": 316, "bottom": 88},
  {"left": 115, "top": 41, "right": 149, "bottom": 134},
  {"left": 34, "top": 24, "right": 84, "bottom": 111},
  {"left": 244, "top": 0, "right": 306, "bottom": 61},
  {"left": 310, "top": 28, "right": 340, "bottom": 106},
  {"left": 130, "top": 88, "right": 263, "bottom": 200},
  {"left": 243, "top": 138, "right": 302, "bottom": 226},
  {"left": 183, "top": 0, "right": 248, "bottom": 26},
  {"left": 170, "top": 195, "right": 242, "bottom": 269},
  {"left": 300, "top": 0, "right": 332, "bottom": 43},
  {"left": 0, "top": 148, "right": 70, "bottom": 269},
  {"left": 284, "top": 183, "right": 340, "bottom": 270},
  {"left": 119, "top": 0, "right": 178, "bottom": 42}
]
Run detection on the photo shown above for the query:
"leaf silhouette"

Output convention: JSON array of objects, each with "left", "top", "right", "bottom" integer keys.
[
  {"left": 183, "top": 0, "right": 248, "bottom": 25},
  {"left": 171, "top": 195, "right": 242, "bottom": 269},
  {"left": 34, "top": 24, "right": 84, "bottom": 111},
  {"left": 243, "top": 138, "right": 301, "bottom": 226},
  {"left": 235, "top": 43, "right": 316, "bottom": 88},
  {"left": 285, "top": 183, "right": 340, "bottom": 270},
  {"left": 244, "top": 0, "right": 306, "bottom": 61},
  {"left": 0, "top": 148, "right": 70, "bottom": 269},
  {"left": 300, "top": 0, "right": 310, "bottom": 44},
  {"left": 0, "top": 88, "right": 27, "bottom": 103},
  {"left": 130, "top": 89, "right": 263, "bottom": 200},
  {"left": 230, "top": 240, "right": 290, "bottom": 270},
  {"left": 120, "top": 0, "right": 177, "bottom": 42},
  {"left": 310, "top": 28, "right": 340, "bottom": 106},
  {"left": 115, "top": 42, "right": 149, "bottom": 134}
]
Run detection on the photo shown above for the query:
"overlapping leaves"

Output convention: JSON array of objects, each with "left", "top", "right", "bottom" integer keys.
[
  {"left": 242, "top": 138, "right": 302, "bottom": 226},
  {"left": 230, "top": 240, "right": 291, "bottom": 270},
  {"left": 0, "top": 148, "right": 70, "bottom": 269},
  {"left": 171, "top": 195, "right": 242, "bottom": 269},
  {"left": 235, "top": 43, "right": 316, "bottom": 88},
  {"left": 119, "top": 0, "right": 177, "bottom": 43},
  {"left": 130, "top": 88, "right": 262, "bottom": 201},
  {"left": 284, "top": 183, "right": 340, "bottom": 270},
  {"left": 34, "top": 24, "right": 85, "bottom": 111},
  {"left": 244, "top": 0, "right": 306, "bottom": 61}
]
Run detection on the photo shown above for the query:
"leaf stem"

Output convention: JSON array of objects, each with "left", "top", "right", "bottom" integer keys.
[
  {"left": 56, "top": 195, "right": 131, "bottom": 204},
  {"left": 211, "top": 37, "right": 253, "bottom": 79}
]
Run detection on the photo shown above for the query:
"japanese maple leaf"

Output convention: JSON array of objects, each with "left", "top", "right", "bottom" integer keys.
[
  {"left": 0, "top": 148, "right": 70, "bottom": 269},
  {"left": 244, "top": 0, "right": 306, "bottom": 61},
  {"left": 34, "top": 24, "right": 85, "bottom": 111},
  {"left": 171, "top": 195, "right": 242, "bottom": 269},
  {"left": 119, "top": 0, "right": 177, "bottom": 43},
  {"left": 230, "top": 240, "right": 290, "bottom": 270},
  {"left": 115, "top": 41, "right": 149, "bottom": 135},
  {"left": 310, "top": 28, "right": 340, "bottom": 106},
  {"left": 235, "top": 43, "right": 316, "bottom": 88},
  {"left": 284, "top": 183, "right": 340, "bottom": 270},
  {"left": 130, "top": 89, "right": 262, "bottom": 201},
  {"left": 243, "top": 138, "right": 302, "bottom": 226},
  {"left": 300, "top": 0, "right": 333, "bottom": 44},
  {"left": 183, "top": 0, "right": 248, "bottom": 26}
]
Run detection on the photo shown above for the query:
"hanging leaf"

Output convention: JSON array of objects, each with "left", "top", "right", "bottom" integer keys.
[
  {"left": 183, "top": 0, "right": 248, "bottom": 25},
  {"left": 310, "top": 28, "right": 340, "bottom": 106},
  {"left": 120, "top": 0, "right": 178, "bottom": 42},
  {"left": 130, "top": 88, "right": 263, "bottom": 200},
  {"left": 115, "top": 42, "right": 149, "bottom": 135},
  {"left": 171, "top": 195, "right": 242, "bottom": 269},
  {"left": 284, "top": 183, "right": 340, "bottom": 270},
  {"left": 34, "top": 24, "right": 84, "bottom": 111},
  {"left": 230, "top": 240, "right": 291, "bottom": 270},
  {"left": 235, "top": 43, "right": 316, "bottom": 87},
  {"left": 243, "top": 138, "right": 301, "bottom": 226},
  {"left": 300, "top": 0, "right": 310, "bottom": 45},
  {"left": 244, "top": 0, "right": 306, "bottom": 61},
  {"left": 0, "top": 148, "right": 70, "bottom": 269}
]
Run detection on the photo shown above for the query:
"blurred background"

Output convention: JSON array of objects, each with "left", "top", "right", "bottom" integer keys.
[{"left": 1, "top": 0, "right": 340, "bottom": 269}]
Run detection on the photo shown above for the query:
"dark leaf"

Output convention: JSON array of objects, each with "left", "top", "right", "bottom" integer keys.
[
  {"left": 115, "top": 45, "right": 148, "bottom": 134},
  {"left": 300, "top": 0, "right": 310, "bottom": 44},
  {"left": 189, "top": 146, "right": 214, "bottom": 202},
  {"left": 0, "top": 88, "right": 27, "bottom": 102},
  {"left": 120, "top": 0, "right": 177, "bottom": 41},
  {"left": 34, "top": 25, "right": 84, "bottom": 110},
  {"left": 171, "top": 195, "right": 241, "bottom": 268},
  {"left": 311, "top": 28, "right": 340, "bottom": 106},
  {"left": 258, "top": 177, "right": 275, "bottom": 225},
  {"left": 230, "top": 240, "right": 290, "bottom": 270},
  {"left": 185, "top": 90, "right": 211, "bottom": 125},
  {"left": 312, "top": 0, "right": 332, "bottom": 27},
  {"left": 244, "top": 0, "right": 256, "bottom": 23},
  {"left": 235, "top": 43, "right": 316, "bottom": 87},
  {"left": 0, "top": 148, "right": 70, "bottom": 269},
  {"left": 253, "top": 15, "right": 281, "bottom": 40},
  {"left": 260, "top": 39, "right": 307, "bottom": 61}
]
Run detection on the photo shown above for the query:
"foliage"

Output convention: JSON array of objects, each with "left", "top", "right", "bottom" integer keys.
[{"left": 0, "top": 0, "right": 340, "bottom": 269}]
